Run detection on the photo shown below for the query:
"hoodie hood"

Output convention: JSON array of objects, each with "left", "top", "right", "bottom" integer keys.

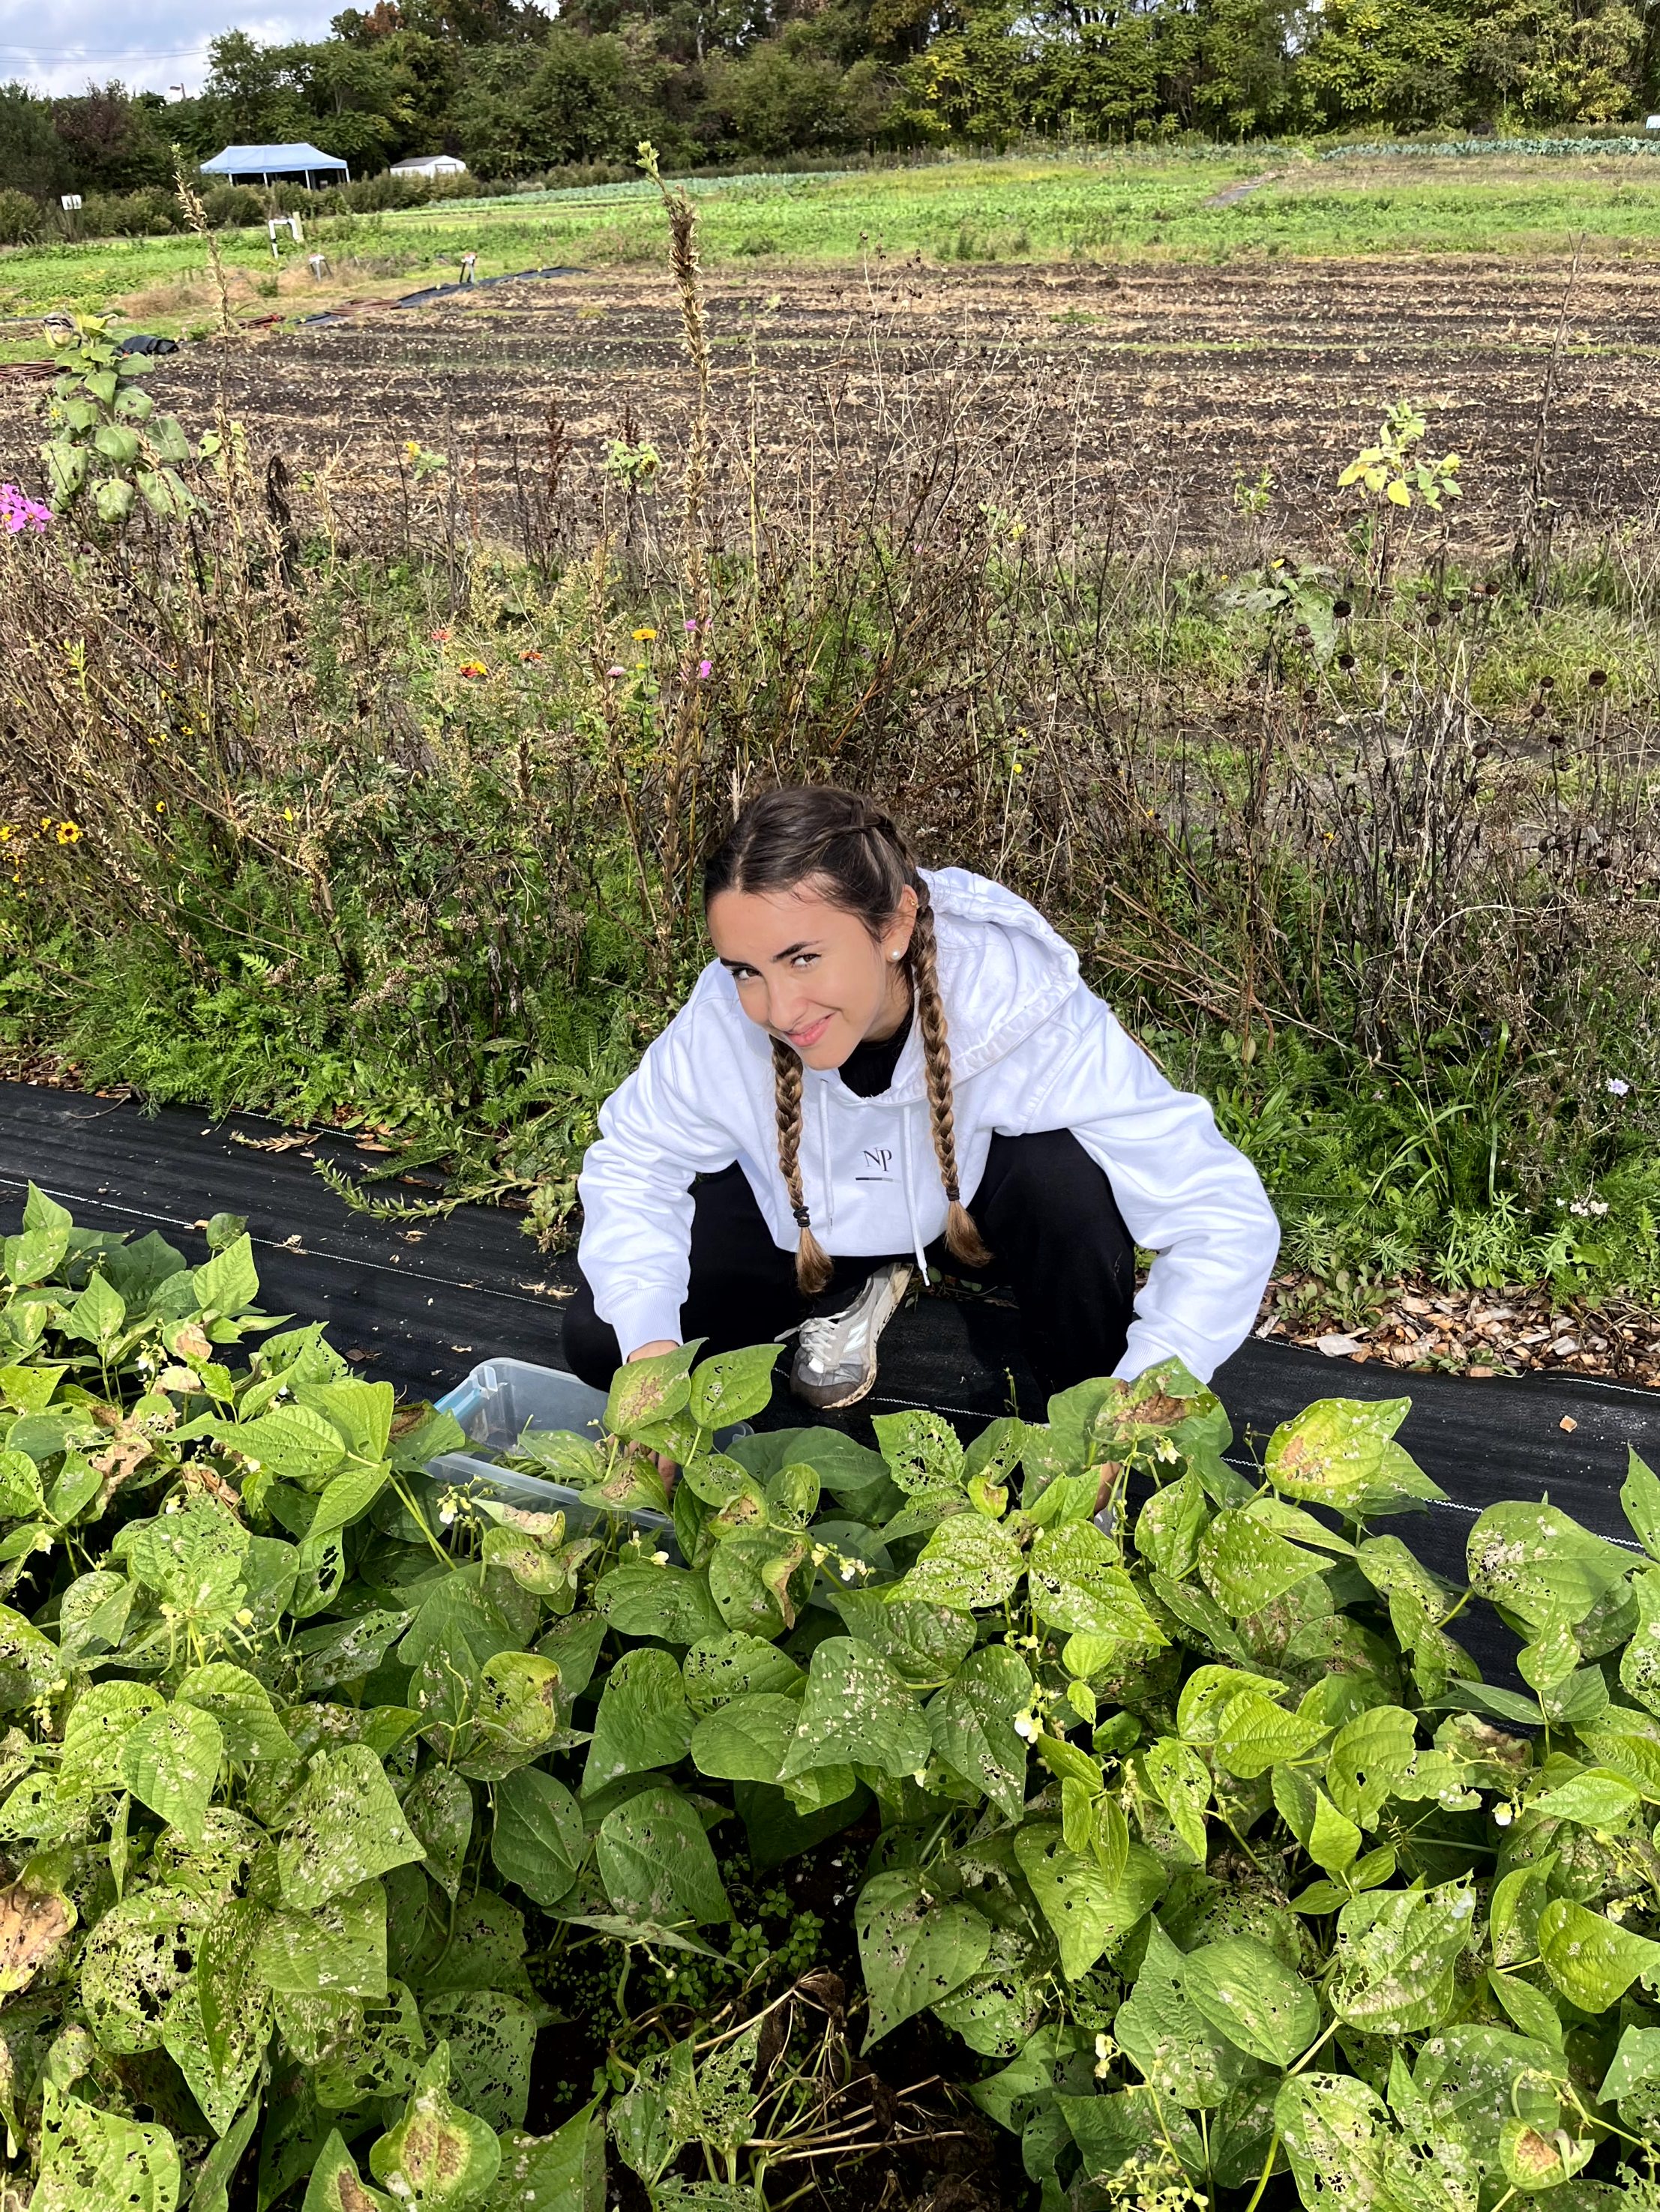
[{"left": 803, "top": 867, "right": 1082, "bottom": 1110}]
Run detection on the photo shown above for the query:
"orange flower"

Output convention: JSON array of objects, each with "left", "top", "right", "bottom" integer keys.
[{"left": 458, "top": 661, "right": 487, "bottom": 679}]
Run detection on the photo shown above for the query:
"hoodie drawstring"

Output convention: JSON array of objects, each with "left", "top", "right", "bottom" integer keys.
[
  {"left": 817, "top": 1084, "right": 835, "bottom": 1237},
  {"left": 898, "top": 1110, "right": 929, "bottom": 1277}
]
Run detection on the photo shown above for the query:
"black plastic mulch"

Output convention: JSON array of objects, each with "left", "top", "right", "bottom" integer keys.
[
  {"left": 296, "top": 265, "right": 583, "bottom": 326},
  {"left": 4, "top": 1077, "right": 1659, "bottom": 1674}
]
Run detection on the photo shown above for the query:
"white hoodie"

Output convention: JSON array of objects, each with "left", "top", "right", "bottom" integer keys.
[{"left": 577, "top": 867, "right": 1279, "bottom": 1382}]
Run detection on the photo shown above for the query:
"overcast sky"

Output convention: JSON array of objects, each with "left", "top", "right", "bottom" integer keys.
[{"left": 0, "top": 1, "right": 340, "bottom": 97}]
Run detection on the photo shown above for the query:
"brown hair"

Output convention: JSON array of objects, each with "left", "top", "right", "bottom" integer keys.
[{"left": 704, "top": 786, "right": 990, "bottom": 1295}]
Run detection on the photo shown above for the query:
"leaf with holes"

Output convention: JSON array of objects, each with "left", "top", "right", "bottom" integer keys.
[
  {"left": 285, "top": 1983, "right": 428, "bottom": 2112},
  {"left": 1013, "top": 1824, "right": 1165, "bottom": 1980},
  {"left": 58, "top": 1680, "right": 163, "bottom": 1801},
  {"left": 118, "top": 1703, "right": 222, "bottom": 1849},
  {"left": 32, "top": 2092, "right": 181, "bottom": 2212},
  {"left": 121, "top": 1502, "right": 250, "bottom": 1622},
  {"left": 256, "top": 1877, "right": 389, "bottom": 2001},
  {"left": 1111, "top": 1920, "right": 1245, "bottom": 2112},
  {"left": 581, "top": 1648, "right": 693, "bottom": 1793},
  {"left": 1198, "top": 1509, "right": 1326, "bottom": 1618},
  {"left": 302, "top": 2133, "right": 395, "bottom": 2212},
  {"left": 854, "top": 1869, "right": 991, "bottom": 2049},
  {"left": 927, "top": 1646, "right": 1031, "bottom": 1822},
  {"left": 689, "top": 1693, "right": 799, "bottom": 1785},
  {"left": 279, "top": 1745, "right": 425, "bottom": 1910},
  {"left": 596, "top": 1783, "right": 731, "bottom": 1926},
  {"left": 1273, "top": 2073, "right": 1389, "bottom": 2212},
  {"left": 160, "top": 1939, "right": 269, "bottom": 2137},
  {"left": 1209, "top": 1693, "right": 1326, "bottom": 1779},
  {"left": 369, "top": 2040, "right": 502, "bottom": 2212},
  {"left": 1620, "top": 1568, "right": 1660, "bottom": 1718},
  {"left": 1263, "top": 1396, "right": 1411, "bottom": 1508},
  {"left": 491, "top": 1767, "right": 584, "bottom": 1909},
  {"left": 79, "top": 1890, "right": 205, "bottom": 2053},
  {"left": 895, "top": 1512, "right": 1023, "bottom": 1609},
  {"left": 829, "top": 1589, "right": 973, "bottom": 1687},
  {"left": 175, "top": 1663, "right": 298, "bottom": 1764},
  {"left": 682, "top": 1634, "right": 804, "bottom": 1714},
  {"left": 779, "top": 1636, "right": 929, "bottom": 1783},
  {"left": 1183, "top": 1935, "right": 1321, "bottom": 2067},
  {"left": 1028, "top": 1523, "right": 1165, "bottom": 1643},
  {"left": 603, "top": 1343, "right": 699, "bottom": 1444},
  {"left": 403, "top": 1767, "right": 474, "bottom": 1901},
  {"left": 1329, "top": 1883, "right": 1479, "bottom": 2034},
  {"left": 486, "top": 2100, "right": 606, "bottom": 2212},
  {"left": 1134, "top": 1471, "right": 1208, "bottom": 1579},
  {"left": 422, "top": 1989, "right": 538, "bottom": 2133},
  {"left": 1325, "top": 1704, "right": 1416, "bottom": 1828},
  {"left": 688, "top": 1342, "right": 779, "bottom": 1431},
  {"left": 1467, "top": 1501, "right": 1632, "bottom": 1633},
  {"left": 1539, "top": 1896, "right": 1660, "bottom": 2011}
]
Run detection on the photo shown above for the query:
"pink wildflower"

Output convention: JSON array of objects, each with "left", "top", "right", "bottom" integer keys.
[
  {"left": 0, "top": 484, "right": 51, "bottom": 534},
  {"left": 697, "top": 659, "right": 713, "bottom": 679}
]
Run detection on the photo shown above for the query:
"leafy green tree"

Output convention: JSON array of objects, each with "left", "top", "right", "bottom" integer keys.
[
  {"left": 1293, "top": 0, "right": 1475, "bottom": 130},
  {"left": 0, "top": 81, "right": 69, "bottom": 201},
  {"left": 1467, "top": 0, "right": 1644, "bottom": 125}
]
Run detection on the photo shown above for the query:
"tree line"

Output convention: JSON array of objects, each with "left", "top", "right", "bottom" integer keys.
[{"left": 0, "top": 0, "right": 1655, "bottom": 221}]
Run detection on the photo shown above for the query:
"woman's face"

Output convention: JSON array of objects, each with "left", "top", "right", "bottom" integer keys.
[{"left": 707, "top": 878, "right": 916, "bottom": 1070}]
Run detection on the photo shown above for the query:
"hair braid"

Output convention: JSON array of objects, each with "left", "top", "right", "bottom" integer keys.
[
  {"left": 909, "top": 885, "right": 991, "bottom": 1269},
  {"left": 772, "top": 1037, "right": 834, "bottom": 1296}
]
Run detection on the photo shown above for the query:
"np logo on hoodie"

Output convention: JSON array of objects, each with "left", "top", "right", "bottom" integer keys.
[{"left": 578, "top": 867, "right": 1279, "bottom": 1384}]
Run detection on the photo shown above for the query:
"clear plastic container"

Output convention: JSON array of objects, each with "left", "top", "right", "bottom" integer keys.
[{"left": 418, "top": 1358, "right": 677, "bottom": 1540}]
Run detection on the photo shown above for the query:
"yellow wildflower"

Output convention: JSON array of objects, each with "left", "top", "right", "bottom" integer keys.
[
  {"left": 56, "top": 821, "right": 82, "bottom": 845},
  {"left": 632, "top": 627, "right": 658, "bottom": 642}
]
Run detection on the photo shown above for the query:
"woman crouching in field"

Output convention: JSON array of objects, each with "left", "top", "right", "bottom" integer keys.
[{"left": 566, "top": 786, "right": 1278, "bottom": 1410}]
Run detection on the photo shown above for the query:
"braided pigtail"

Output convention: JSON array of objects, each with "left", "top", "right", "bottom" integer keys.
[
  {"left": 772, "top": 1037, "right": 834, "bottom": 1295},
  {"left": 909, "top": 885, "right": 991, "bottom": 1268}
]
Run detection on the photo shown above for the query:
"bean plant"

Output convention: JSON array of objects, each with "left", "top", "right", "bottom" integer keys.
[{"left": 1, "top": 1188, "right": 1660, "bottom": 2211}]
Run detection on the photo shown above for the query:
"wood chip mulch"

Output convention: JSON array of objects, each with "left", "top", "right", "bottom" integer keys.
[{"left": 1256, "top": 1274, "right": 1660, "bottom": 1389}]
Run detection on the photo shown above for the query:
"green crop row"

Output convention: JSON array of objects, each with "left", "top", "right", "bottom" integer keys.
[{"left": 1, "top": 1189, "right": 1659, "bottom": 2209}]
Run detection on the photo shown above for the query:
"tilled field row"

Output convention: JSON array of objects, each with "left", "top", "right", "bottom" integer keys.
[{"left": 8, "top": 258, "right": 1660, "bottom": 548}]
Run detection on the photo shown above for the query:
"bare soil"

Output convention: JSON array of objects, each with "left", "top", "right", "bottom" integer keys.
[{"left": 7, "top": 256, "right": 1660, "bottom": 548}]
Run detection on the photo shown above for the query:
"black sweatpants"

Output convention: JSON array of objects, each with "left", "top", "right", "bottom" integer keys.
[{"left": 562, "top": 1129, "right": 1137, "bottom": 1402}]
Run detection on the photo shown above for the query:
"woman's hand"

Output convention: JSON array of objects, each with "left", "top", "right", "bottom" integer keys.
[{"left": 625, "top": 1341, "right": 682, "bottom": 1486}]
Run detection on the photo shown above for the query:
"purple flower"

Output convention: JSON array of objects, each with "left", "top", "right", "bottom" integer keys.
[
  {"left": 684, "top": 619, "right": 699, "bottom": 633},
  {"left": 606, "top": 664, "right": 626, "bottom": 678},
  {"left": 1607, "top": 1076, "right": 1631, "bottom": 1097},
  {"left": 697, "top": 659, "right": 712, "bottom": 679},
  {"left": 0, "top": 484, "right": 51, "bottom": 535}
]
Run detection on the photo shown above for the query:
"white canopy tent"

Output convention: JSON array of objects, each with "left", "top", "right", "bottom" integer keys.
[{"left": 200, "top": 143, "right": 351, "bottom": 190}]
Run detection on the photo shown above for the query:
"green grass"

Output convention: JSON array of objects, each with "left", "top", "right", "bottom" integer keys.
[{"left": 9, "top": 148, "right": 1660, "bottom": 331}]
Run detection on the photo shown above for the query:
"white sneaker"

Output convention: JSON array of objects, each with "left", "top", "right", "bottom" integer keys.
[{"left": 787, "top": 1262, "right": 913, "bottom": 1409}]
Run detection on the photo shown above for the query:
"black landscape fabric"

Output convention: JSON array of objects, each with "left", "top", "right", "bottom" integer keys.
[{"left": 4, "top": 1076, "right": 1657, "bottom": 1673}]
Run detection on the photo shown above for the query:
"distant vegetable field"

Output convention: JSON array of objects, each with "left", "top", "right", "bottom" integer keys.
[{"left": 10, "top": 150, "right": 1660, "bottom": 337}]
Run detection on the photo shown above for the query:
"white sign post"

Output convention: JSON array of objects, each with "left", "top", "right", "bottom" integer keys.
[{"left": 266, "top": 214, "right": 304, "bottom": 261}]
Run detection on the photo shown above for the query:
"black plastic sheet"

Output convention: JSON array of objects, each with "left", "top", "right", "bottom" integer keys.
[{"left": 4, "top": 1077, "right": 1656, "bottom": 1671}]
